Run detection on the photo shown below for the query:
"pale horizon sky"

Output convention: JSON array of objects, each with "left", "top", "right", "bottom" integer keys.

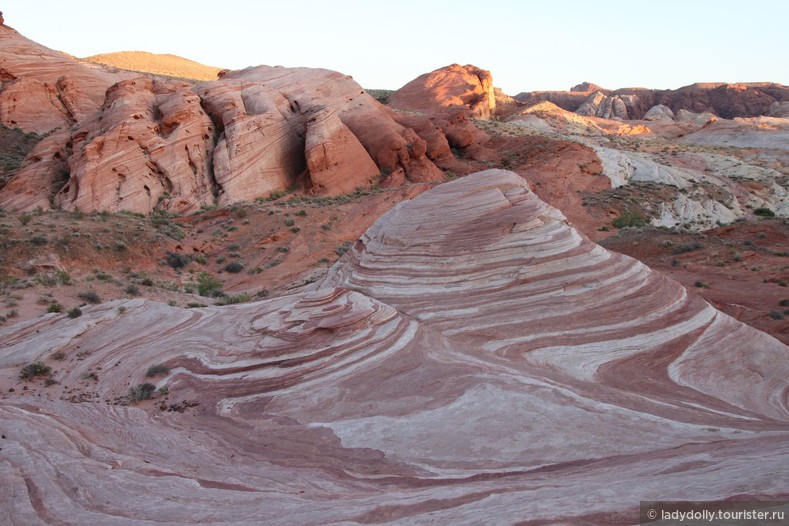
[{"left": 4, "top": 1, "right": 788, "bottom": 94}]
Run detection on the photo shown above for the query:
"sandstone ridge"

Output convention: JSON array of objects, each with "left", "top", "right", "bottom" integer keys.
[{"left": 0, "top": 65, "right": 450, "bottom": 213}]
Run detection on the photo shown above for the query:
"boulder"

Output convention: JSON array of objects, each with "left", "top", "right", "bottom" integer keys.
[
  {"left": 576, "top": 91, "right": 629, "bottom": 119},
  {"left": 643, "top": 104, "right": 676, "bottom": 121}
]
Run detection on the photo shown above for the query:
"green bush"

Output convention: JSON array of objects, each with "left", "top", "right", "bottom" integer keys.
[
  {"left": 216, "top": 294, "right": 252, "bottom": 305},
  {"left": 754, "top": 207, "right": 776, "bottom": 217},
  {"left": 612, "top": 211, "right": 647, "bottom": 228},
  {"left": 19, "top": 361, "right": 52, "bottom": 380},
  {"left": 196, "top": 272, "right": 223, "bottom": 297},
  {"left": 125, "top": 284, "right": 140, "bottom": 296},
  {"left": 769, "top": 310, "right": 785, "bottom": 320},
  {"left": 694, "top": 281, "right": 711, "bottom": 288},
  {"left": 67, "top": 307, "right": 82, "bottom": 318},
  {"left": 47, "top": 302, "right": 63, "bottom": 313}
]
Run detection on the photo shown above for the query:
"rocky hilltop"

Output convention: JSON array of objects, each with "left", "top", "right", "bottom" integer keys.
[
  {"left": 389, "top": 63, "right": 496, "bottom": 119},
  {"left": 517, "top": 82, "right": 789, "bottom": 120},
  {"left": 0, "top": 22, "right": 134, "bottom": 134},
  {"left": 2, "top": 170, "right": 787, "bottom": 524}
]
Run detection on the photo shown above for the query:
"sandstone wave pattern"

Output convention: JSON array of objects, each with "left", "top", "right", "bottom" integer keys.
[{"left": 2, "top": 170, "right": 788, "bottom": 524}]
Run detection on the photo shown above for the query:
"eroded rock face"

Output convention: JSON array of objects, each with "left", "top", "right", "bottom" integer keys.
[
  {"left": 644, "top": 104, "right": 675, "bottom": 121},
  {"left": 53, "top": 77, "right": 217, "bottom": 213},
  {"left": 576, "top": 91, "right": 629, "bottom": 119},
  {"left": 196, "top": 66, "right": 443, "bottom": 205},
  {"left": 2, "top": 170, "right": 787, "bottom": 524},
  {"left": 1, "top": 65, "right": 446, "bottom": 213},
  {"left": 0, "top": 24, "right": 133, "bottom": 134},
  {"left": 389, "top": 63, "right": 496, "bottom": 119}
]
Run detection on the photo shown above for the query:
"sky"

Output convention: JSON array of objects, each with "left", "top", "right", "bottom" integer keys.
[{"left": 4, "top": 1, "right": 788, "bottom": 94}]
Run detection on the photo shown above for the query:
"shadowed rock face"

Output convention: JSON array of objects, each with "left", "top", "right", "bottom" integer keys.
[{"left": 2, "top": 170, "right": 787, "bottom": 524}]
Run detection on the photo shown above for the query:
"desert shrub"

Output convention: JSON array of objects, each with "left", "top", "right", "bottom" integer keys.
[
  {"left": 216, "top": 293, "right": 251, "bottom": 305},
  {"left": 30, "top": 234, "right": 47, "bottom": 246},
  {"left": 78, "top": 291, "right": 102, "bottom": 304},
  {"left": 165, "top": 251, "right": 190, "bottom": 269},
  {"left": 128, "top": 383, "right": 156, "bottom": 402},
  {"left": 276, "top": 246, "right": 289, "bottom": 253},
  {"left": 145, "top": 364, "right": 170, "bottom": 378},
  {"left": 47, "top": 302, "right": 63, "bottom": 313},
  {"left": 55, "top": 270, "right": 71, "bottom": 285},
  {"left": 19, "top": 361, "right": 52, "bottom": 380},
  {"left": 694, "top": 281, "right": 710, "bottom": 288},
  {"left": 335, "top": 241, "right": 352, "bottom": 256},
  {"left": 612, "top": 211, "right": 647, "bottom": 229},
  {"left": 672, "top": 243, "right": 703, "bottom": 255},
  {"left": 125, "top": 284, "right": 139, "bottom": 296},
  {"left": 223, "top": 262, "right": 244, "bottom": 273},
  {"left": 18, "top": 213, "right": 32, "bottom": 226},
  {"left": 754, "top": 207, "right": 775, "bottom": 217},
  {"left": 769, "top": 310, "right": 785, "bottom": 320},
  {"left": 67, "top": 307, "right": 82, "bottom": 318},
  {"left": 779, "top": 299, "right": 789, "bottom": 307},
  {"left": 196, "top": 272, "right": 223, "bottom": 297},
  {"left": 284, "top": 218, "right": 295, "bottom": 227},
  {"left": 186, "top": 301, "right": 207, "bottom": 308}
]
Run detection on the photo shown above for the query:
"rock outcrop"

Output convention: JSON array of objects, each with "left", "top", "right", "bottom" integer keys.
[
  {"left": 643, "top": 104, "right": 675, "bottom": 121},
  {"left": 1, "top": 65, "right": 446, "bottom": 213},
  {"left": 576, "top": 90, "right": 629, "bottom": 119},
  {"left": 389, "top": 64, "right": 496, "bottom": 119},
  {"left": 0, "top": 23, "right": 132, "bottom": 134},
  {"left": 2, "top": 170, "right": 787, "bottom": 524},
  {"left": 516, "top": 82, "right": 789, "bottom": 120}
]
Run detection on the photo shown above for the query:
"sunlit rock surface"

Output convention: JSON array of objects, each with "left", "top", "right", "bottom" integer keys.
[{"left": 2, "top": 170, "right": 788, "bottom": 524}]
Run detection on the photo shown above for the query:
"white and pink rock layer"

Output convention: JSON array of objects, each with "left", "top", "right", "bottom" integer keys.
[{"left": 1, "top": 170, "right": 788, "bottom": 525}]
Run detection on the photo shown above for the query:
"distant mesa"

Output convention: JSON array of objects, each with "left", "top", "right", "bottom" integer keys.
[
  {"left": 83, "top": 51, "right": 224, "bottom": 82},
  {"left": 389, "top": 63, "right": 496, "bottom": 120}
]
